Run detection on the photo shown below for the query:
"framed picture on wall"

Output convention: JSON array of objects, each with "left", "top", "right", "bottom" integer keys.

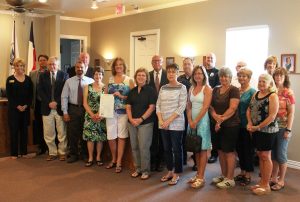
[
  {"left": 281, "top": 54, "right": 296, "bottom": 73},
  {"left": 166, "top": 57, "right": 175, "bottom": 66}
]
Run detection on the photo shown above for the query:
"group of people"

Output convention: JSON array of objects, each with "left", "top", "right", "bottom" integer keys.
[{"left": 6, "top": 52, "right": 295, "bottom": 196}]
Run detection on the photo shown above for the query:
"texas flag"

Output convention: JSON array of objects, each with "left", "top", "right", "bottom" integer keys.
[{"left": 27, "top": 21, "right": 36, "bottom": 74}]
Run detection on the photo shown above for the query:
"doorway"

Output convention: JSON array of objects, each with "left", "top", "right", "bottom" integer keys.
[
  {"left": 60, "top": 35, "right": 87, "bottom": 72},
  {"left": 130, "top": 29, "right": 160, "bottom": 77}
]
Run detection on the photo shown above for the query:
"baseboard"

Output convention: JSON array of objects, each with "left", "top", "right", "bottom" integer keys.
[{"left": 287, "top": 160, "right": 300, "bottom": 170}]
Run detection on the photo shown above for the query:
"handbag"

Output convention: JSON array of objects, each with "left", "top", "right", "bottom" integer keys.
[{"left": 185, "top": 127, "right": 202, "bottom": 153}]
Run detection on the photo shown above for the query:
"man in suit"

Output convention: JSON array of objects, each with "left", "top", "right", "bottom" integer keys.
[
  {"left": 149, "top": 55, "right": 168, "bottom": 172},
  {"left": 29, "top": 54, "right": 49, "bottom": 155},
  {"left": 67, "top": 52, "right": 93, "bottom": 79},
  {"left": 38, "top": 57, "right": 69, "bottom": 161},
  {"left": 204, "top": 52, "right": 220, "bottom": 164}
]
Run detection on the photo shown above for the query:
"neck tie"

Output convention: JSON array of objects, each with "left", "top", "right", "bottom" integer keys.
[
  {"left": 155, "top": 72, "right": 160, "bottom": 93},
  {"left": 77, "top": 78, "right": 83, "bottom": 105},
  {"left": 51, "top": 72, "right": 55, "bottom": 101}
]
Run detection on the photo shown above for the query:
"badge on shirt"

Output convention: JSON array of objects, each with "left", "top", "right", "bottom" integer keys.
[
  {"left": 210, "top": 73, "right": 214, "bottom": 77},
  {"left": 9, "top": 80, "right": 15, "bottom": 83}
]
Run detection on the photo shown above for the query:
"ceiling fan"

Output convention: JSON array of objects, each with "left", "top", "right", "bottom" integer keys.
[{"left": 0, "top": 0, "right": 63, "bottom": 15}]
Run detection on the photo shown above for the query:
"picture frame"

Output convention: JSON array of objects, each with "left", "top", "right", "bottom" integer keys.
[
  {"left": 281, "top": 54, "right": 296, "bottom": 73},
  {"left": 166, "top": 57, "right": 175, "bottom": 66}
]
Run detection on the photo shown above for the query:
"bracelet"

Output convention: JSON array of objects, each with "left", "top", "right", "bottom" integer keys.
[
  {"left": 141, "top": 116, "right": 145, "bottom": 121},
  {"left": 285, "top": 128, "right": 292, "bottom": 133}
]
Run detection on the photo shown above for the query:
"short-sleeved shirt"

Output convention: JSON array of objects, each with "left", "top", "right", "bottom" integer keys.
[
  {"left": 239, "top": 88, "right": 256, "bottom": 128},
  {"left": 211, "top": 85, "right": 240, "bottom": 127},
  {"left": 177, "top": 74, "right": 192, "bottom": 92},
  {"left": 127, "top": 85, "right": 156, "bottom": 125},
  {"left": 277, "top": 88, "right": 295, "bottom": 128}
]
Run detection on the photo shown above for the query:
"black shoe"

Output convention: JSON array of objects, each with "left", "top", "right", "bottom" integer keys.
[
  {"left": 67, "top": 156, "right": 78, "bottom": 163},
  {"left": 192, "top": 165, "right": 198, "bottom": 171},
  {"left": 208, "top": 156, "right": 217, "bottom": 164}
]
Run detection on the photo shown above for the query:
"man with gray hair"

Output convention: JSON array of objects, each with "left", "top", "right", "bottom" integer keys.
[
  {"left": 38, "top": 57, "right": 69, "bottom": 161},
  {"left": 231, "top": 61, "right": 247, "bottom": 88},
  {"left": 67, "top": 52, "right": 93, "bottom": 78}
]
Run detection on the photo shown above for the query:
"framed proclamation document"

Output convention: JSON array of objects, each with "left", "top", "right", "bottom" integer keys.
[{"left": 99, "top": 94, "right": 114, "bottom": 118}]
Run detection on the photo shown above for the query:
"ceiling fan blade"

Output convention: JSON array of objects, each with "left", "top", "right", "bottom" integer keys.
[
  {"left": 31, "top": 7, "right": 64, "bottom": 15},
  {"left": 24, "top": 2, "right": 50, "bottom": 9},
  {"left": 5, "top": 0, "right": 33, "bottom": 7}
]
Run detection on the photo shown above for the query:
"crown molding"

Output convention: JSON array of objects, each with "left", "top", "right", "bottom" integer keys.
[{"left": 60, "top": 16, "right": 91, "bottom": 22}]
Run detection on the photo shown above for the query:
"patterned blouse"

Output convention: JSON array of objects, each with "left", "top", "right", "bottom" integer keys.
[
  {"left": 277, "top": 88, "right": 295, "bottom": 128},
  {"left": 249, "top": 92, "right": 279, "bottom": 133}
]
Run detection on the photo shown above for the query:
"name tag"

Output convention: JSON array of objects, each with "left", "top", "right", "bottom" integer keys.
[{"left": 9, "top": 80, "right": 15, "bottom": 83}]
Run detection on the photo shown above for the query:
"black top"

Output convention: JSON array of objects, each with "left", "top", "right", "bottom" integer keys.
[
  {"left": 127, "top": 85, "right": 157, "bottom": 125},
  {"left": 149, "top": 69, "right": 168, "bottom": 98},
  {"left": 6, "top": 75, "right": 33, "bottom": 109},
  {"left": 206, "top": 67, "right": 220, "bottom": 88},
  {"left": 67, "top": 66, "right": 94, "bottom": 79},
  {"left": 177, "top": 74, "right": 192, "bottom": 92}
]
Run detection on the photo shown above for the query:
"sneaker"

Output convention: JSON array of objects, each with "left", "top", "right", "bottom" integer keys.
[
  {"left": 212, "top": 175, "right": 224, "bottom": 184},
  {"left": 216, "top": 178, "right": 235, "bottom": 189}
]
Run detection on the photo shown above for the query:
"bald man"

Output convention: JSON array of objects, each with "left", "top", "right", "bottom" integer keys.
[{"left": 67, "top": 52, "right": 94, "bottom": 79}]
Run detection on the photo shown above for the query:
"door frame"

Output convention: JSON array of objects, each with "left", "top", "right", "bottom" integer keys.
[
  {"left": 60, "top": 34, "right": 88, "bottom": 53},
  {"left": 129, "top": 29, "right": 160, "bottom": 77}
]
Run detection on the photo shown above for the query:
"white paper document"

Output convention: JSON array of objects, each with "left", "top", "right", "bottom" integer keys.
[{"left": 99, "top": 94, "right": 114, "bottom": 118}]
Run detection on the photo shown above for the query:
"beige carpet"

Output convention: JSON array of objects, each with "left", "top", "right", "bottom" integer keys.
[{"left": 0, "top": 155, "right": 299, "bottom": 202}]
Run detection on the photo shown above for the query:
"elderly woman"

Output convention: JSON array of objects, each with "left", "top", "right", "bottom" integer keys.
[
  {"left": 234, "top": 68, "right": 256, "bottom": 186},
  {"left": 247, "top": 73, "right": 279, "bottom": 195},
  {"left": 157, "top": 63, "right": 187, "bottom": 185},
  {"left": 6, "top": 58, "right": 33, "bottom": 159},
  {"left": 83, "top": 67, "right": 107, "bottom": 167},
  {"left": 264, "top": 56, "right": 278, "bottom": 75},
  {"left": 186, "top": 65, "right": 212, "bottom": 188},
  {"left": 210, "top": 67, "right": 240, "bottom": 189},
  {"left": 106, "top": 57, "right": 134, "bottom": 173},
  {"left": 126, "top": 68, "right": 156, "bottom": 180},
  {"left": 270, "top": 68, "right": 295, "bottom": 191}
]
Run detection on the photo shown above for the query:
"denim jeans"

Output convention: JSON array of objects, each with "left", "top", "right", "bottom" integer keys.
[
  {"left": 128, "top": 122, "right": 153, "bottom": 174},
  {"left": 161, "top": 129, "right": 183, "bottom": 173},
  {"left": 272, "top": 128, "right": 290, "bottom": 164}
]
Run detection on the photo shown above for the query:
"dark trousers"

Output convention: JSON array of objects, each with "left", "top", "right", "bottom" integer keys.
[
  {"left": 236, "top": 128, "right": 254, "bottom": 172},
  {"left": 33, "top": 100, "right": 47, "bottom": 152},
  {"left": 210, "top": 121, "right": 219, "bottom": 158},
  {"left": 182, "top": 111, "right": 188, "bottom": 163},
  {"left": 161, "top": 130, "right": 183, "bottom": 173},
  {"left": 67, "top": 105, "right": 85, "bottom": 157},
  {"left": 9, "top": 110, "right": 28, "bottom": 156},
  {"left": 150, "top": 116, "right": 164, "bottom": 167}
]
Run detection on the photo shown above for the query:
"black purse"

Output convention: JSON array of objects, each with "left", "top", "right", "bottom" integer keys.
[{"left": 185, "top": 127, "right": 202, "bottom": 153}]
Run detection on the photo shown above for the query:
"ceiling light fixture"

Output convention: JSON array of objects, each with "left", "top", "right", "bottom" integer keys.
[
  {"left": 38, "top": 0, "right": 48, "bottom": 3},
  {"left": 91, "top": 0, "right": 98, "bottom": 10}
]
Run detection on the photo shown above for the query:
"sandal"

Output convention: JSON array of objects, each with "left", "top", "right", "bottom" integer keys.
[
  {"left": 252, "top": 187, "right": 271, "bottom": 195},
  {"left": 269, "top": 181, "right": 277, "bottom": 187},
  {"left": 250, "top": 184, "right": 261, "bottom": 190},
  {"left": 96, "top": 160, "right": 104, "bottom": 166},
  {"left": 141, "top": 173, "right": 150, "bottom": 180},
  {"left": 240, "top": 177, "right": 251, "bottom": 186},
  {"left": 106, "top": 162, "right": 116, "bottom": 169},
  {"left": 271, "top": 183, "right": 285, "bottom": 191},
  {"left": 131, "top": 171, "right": 141, "bottom": 178},
  {"left": 234, "top": 174, "right": 245, "bottom": 182},
  {"left": 115, "top": 166, "right": 122, "bottom": 173},
  {"left": 187, "top": 176, "right": 198, "bottom": 184},
  {"left": 85, "top": 161, "right": 93, "bottom": 167},
  {"left": 191, "top": 178, "right": 205, "bottom": 189},
  {"left": 168, "top": 176, "right": 180, "bottom": 185},
  {"left": 160, "top": 175, "right": 173, "bottom": 182}
]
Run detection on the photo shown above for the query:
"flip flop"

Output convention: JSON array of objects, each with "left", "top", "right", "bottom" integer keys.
[
  {"left": 271, "top": 183, "right": 285, "bottom": 191},
  {"left": 168, "top": 176, "right": 180, "bottom": 185},
  {"left": 160, "top": 175, "right": 173, "bottom": 182}
]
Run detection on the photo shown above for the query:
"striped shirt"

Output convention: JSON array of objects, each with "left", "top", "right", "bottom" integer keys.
[{"left": 156, "top": 83, "right": 187, "bottom": 131}]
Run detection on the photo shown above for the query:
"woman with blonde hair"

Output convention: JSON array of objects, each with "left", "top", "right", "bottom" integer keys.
[
  {"left": 264, "top": 56, "right": 278, "bottom": 75},
  {"left": 6, "top": 58, "right": 33, "bottom": 159},
  {"left": 247, "top": 73, "right": 279, "bottom": 195}
]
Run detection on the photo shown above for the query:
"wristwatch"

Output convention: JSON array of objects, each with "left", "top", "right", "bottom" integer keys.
[{"left": 285, "top": 128, "right": 292, "bottom": 133}]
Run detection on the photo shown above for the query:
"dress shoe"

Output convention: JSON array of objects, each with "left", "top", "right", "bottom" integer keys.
[
  {"left": 67, "top": 156, "right": 78, "bottom": 163},
  {"left": 208, "top": 156, "right": 218, "bottom": 164}
]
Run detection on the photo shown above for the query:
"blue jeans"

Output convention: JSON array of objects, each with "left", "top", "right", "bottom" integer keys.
[
  {"left": 161, "top": 130, "right": 183, "bottom": 173},
  {"left": 272, "top": 128, "right": 290, "bottom": 164}
]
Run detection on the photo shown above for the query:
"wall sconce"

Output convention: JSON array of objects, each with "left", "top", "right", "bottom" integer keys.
[
  {"left": 181, "top": 46, "right": 196, "bottom": 61},
  {"left": 103, "top": 52, "right": 114, "bottom": 66}
]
